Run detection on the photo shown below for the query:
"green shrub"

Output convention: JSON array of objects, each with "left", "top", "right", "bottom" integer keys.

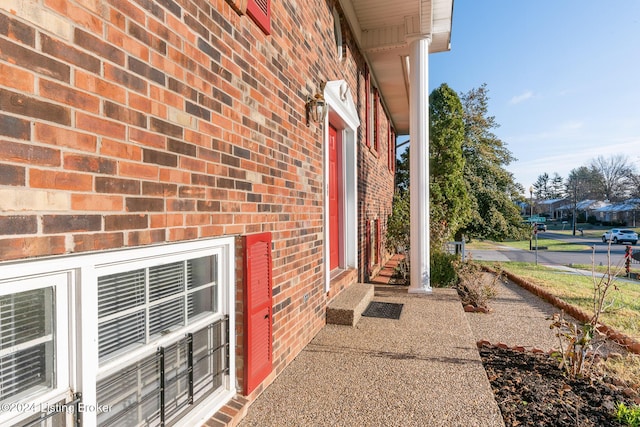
[
  {"left": 616, "top": 402, "right": 640, "bottom": 426},
  {"left": 430, "top": 250, "right": 458, "bottom": 287}
]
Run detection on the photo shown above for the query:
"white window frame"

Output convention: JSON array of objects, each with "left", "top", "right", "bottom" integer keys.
[
  {"left": 0, "top": 236, "right": 236, "bottom": 427},
  {"left": 0, "top": 271, "right": 73, "bottom": 427}
]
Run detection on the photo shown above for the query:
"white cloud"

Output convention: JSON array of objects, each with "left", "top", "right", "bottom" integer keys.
[{"left": 509, "top": 90, "right": 534, "bottom": 105}]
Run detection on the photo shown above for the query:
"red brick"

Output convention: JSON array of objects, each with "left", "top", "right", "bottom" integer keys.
[
  {"left": 0, "top": 140, "right": 60, "bottom": 166},
  {"left": 74, "top": 27, "right": 125, "bottom": 66},
  {"left": 30, "top": 169, "right": 92, "bottom": 191},
  {"left": 35, "top": 123, "right": 97, "bottom": 152},
  {"left": 0, "top": 215, "right": 37, "bottom": 235},
  {"left": 76, "top": 112, "right": 127, "bottom": 139},
  {"left": 142, "top": 181, "right": 177, "bottom": 197},
  {"left": 143, "top": 148, "right": 177, "bottom": 167},
  {"left": 0, "top": 163, "right": 26, "bottom": 186},
  {"left": 71, "top": 194, "right": 124, "bottom": 211},
  {"left": 129, "top": 20, "right": 167, "bottom": 54},
  {"left": 127, "top": 229, "right": 165, "bottom": 246},
  {"left": 0, "top": 236, "right": 67, "bottom": 260},
  {"left": 0, "top": 88, "right": 70, "bottom": 125},
  {"left": 74, "top": 232, "right": 125, "bottom": 252},
  {"left": 126, "top": 197, "right": 164, "bottom": 212},
  {"left": 41, "top": 34, "right": 101, "bottom": 73},
  {"left": 167, "top": 199, "right": 195, "bottom": 211},
  {"left": 0, "top": 12, "right": 35, "bottom": 46},
  {"left": 95, "top": 177, "right": 140, "bottom": 195},
  {"left": 0, "top": 38, "right": 69, "bottom": 82},
  {"left": 106, "top": 0, "right": 147, "bottom": 24},
  {"left": 159, "top": 168, "right": 190, "bottom": 184},
  {"left": 64, "top": 153, "right": 117, "bottom": 174},
  {"left": 105, "top": 214, "right": 148, "bottom": 231},
  {"left": 180, "top": 157, "right": 206, "bottom": 172},
  {"left": 107, "top": 27, "right": 149, "bottom": 58},
  {"left": 104, "top": 63, "right": 147, "bottom": 94},
  {"left": 119, "top": 161, "right": 159, "bottom": 179},
  {"left": 44, "top": 0, "right": 102, "bottom": 33},
  {"left": 168, "top": 227, "right": 198, "bottom": 241},
  {"left": 104, "top": 101, "right": 147, "bottom": 127},
  {"left": 178, "top": 186, "right": 205, "bottom": 198},
  {"left": 100, "top": 139, "right": 142, "bottom": 161},
  {"left": 40, "top": 79, "right": 100, "bottom": 113},
  {"left": 75, "top": 70, "right": 127, "bottom": 104},
  {"left": 149, "top": 117, "right": 182, "bottom": 138},
  {"left": 129, "top": 128, "right": 166, "bottom": 149},
  {"left": 150, "top": 213, "right": 183, "bottom": 228},
  {"left": 0, "top": 62, "right": 34, "bottom": 92},
  {"left": 42, "top": 215, "right": 102, "bottom": 233},
  {"left": 185, "top": 213, "right": 210, "bottom": 225}
]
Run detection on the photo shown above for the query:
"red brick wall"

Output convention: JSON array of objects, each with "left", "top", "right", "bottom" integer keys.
[{"left": 0, "top": 0, "right": 395, "bottom": 394}]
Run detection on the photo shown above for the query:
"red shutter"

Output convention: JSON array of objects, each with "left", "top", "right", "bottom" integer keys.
[
  {"left": 247, "top": 0, "right": 271, "bottom": 35},
  {"left": 373, "top": 89, "right": 379, "bottom": 152},
  {"left": 391, "top": 128, "right": 396, "bottom": 172},
  {"left": 365, "top": 71, "right": 371, "bottom": 148},
  {"left": 243, "top": 232, "right": 273, "bottom": 395},
  {"left": 365, "top": 220, "right": 371, "bottom": 273},
  {"left": 376, "top": 219, "right": 381, "bottom": 265},
  {"left": 388, "top": 124, "right": 393, "bottom": 171}
]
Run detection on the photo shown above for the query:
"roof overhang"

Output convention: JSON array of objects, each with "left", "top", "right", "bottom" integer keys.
[{"left": 339, "top": 0, "right": 454, "bottom": 134}]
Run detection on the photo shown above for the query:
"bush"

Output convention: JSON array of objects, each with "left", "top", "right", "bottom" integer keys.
[
  {"left": 430, "top": 250, "right": 458, "bottom": 287},
  {"left": 455, "top": 260, "right": 500, "bottom": 308},
  {"left": 616, "top": 402, "right": 640, "bottom": 426}
]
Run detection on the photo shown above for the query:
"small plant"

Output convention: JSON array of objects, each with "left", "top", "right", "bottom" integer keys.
[
  {"left": 386, "top": 191, "right": 411, "bottom": 279},
  {"left": 549, "top": 312, "right": 597, "bottom": 377},
  {"left": 393, "top": 257, "right": 410, "bottom": 283},
  {"left": 455, "top": 260, "right": 502, "bottom": 308},
  {"left": 616, "top": 402, "right": 640, "bottom": 426},
  {"left": 549, "top": 244, "right": 624, "bottom": 378}
]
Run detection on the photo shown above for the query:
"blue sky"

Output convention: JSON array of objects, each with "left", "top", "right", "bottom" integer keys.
[{"left": 428, "top": 1, "right": 640, "bottom": 193}]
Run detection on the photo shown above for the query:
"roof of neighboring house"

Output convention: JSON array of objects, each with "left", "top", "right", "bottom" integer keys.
[
  {"left": 556, "top": 200, "right": 611, "bottom": 211},
  {"left": 595, "top": 201, "right": 640, "bottom": 213},
  {"left": 339, "top": 0, "right": 454, "bottom": 133},
  {"left": 537, "top": 198, "right": 567, "bottom": 206}
]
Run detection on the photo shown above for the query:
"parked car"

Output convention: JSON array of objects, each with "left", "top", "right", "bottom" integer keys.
[
  {"left": 535, "top": 223, "right": 547, "bottom": 232},
  {"left": 602, "top": 229, "right": 638, "bottom": 245}
]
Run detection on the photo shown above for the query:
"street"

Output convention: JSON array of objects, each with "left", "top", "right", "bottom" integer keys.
[{"left": 469, "top": 231, "right": 636, "bottom": 268}]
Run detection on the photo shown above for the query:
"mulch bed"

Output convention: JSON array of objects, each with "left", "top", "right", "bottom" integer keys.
[{"left": 480, "top": 346, "right": 635, "bottom": 426}]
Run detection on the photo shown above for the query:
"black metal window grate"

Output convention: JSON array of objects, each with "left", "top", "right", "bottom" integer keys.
[{"left": 97, "top": 317, "right": 229, "bottom": 427}]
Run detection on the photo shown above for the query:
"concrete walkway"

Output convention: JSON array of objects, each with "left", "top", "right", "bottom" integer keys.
[{"left": 239, "top": 285, "right": 504, "bottom": 427}]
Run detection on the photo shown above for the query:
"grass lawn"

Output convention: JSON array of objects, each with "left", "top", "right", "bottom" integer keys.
[
  {"left": 483, "top": 261, "right": 640, "bottom": 341},
  {"left": 500, "top": 238, "right": 592, "bottom": 252},
  {"left": 466, "top": 238, "right": 591, "bottom": 252}
]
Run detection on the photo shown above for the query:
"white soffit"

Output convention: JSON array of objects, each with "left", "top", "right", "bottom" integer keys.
[{"left": 339, "top": 0, "right": 454, "bottom": 133}]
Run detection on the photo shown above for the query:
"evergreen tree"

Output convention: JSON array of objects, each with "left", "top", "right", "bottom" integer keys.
[
  {"left": 429, "top": 83, "right": 471, "bottom": 247},
  {"left": 550, "top": 173, "right": 565, "bottom": 199},
  {"left": 458, "top": 84, "right": 527, "bottom": 241},
  {"left": 533, "top": 173, "right": 550, "bottom": 200}
]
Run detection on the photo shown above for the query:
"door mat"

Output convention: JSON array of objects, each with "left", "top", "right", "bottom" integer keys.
[{"left": 362, "top": 301, "right": 403, "bottom": 320}]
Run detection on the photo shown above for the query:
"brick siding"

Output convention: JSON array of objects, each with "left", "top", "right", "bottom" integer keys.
[{"left": 0, "top": 0, "right": 395, "bottom": 400}]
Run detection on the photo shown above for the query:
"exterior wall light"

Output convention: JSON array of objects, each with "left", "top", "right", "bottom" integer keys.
[{"left": 306, "top": 92, "right": 327, "bottom": 126}]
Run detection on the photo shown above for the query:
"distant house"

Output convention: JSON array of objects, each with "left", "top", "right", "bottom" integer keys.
[
  {"left": 535, "top": 198, "right": 567, "bottom": 219},
  {"left": 556, "top": 199, "right": 610, "bottom": 222},
  {"left": 0, "top": 0, "right": 453, "bottom": 426},
  {"left": 594, "top": 200, "right": 640, "bottom": 226}
]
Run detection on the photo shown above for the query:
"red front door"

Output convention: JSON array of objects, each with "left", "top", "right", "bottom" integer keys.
[{"left": 329, "top": 125, "right": 341, "bottom": 270}]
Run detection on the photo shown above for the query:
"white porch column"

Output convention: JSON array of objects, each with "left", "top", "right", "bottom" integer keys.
[{"left": 408, "top": 36, "right": 432, "bottom": 294}]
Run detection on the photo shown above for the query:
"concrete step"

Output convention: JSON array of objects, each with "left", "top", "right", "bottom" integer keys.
[{"left": 326, "top": 283, "right": 374, "bottom": 326}]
